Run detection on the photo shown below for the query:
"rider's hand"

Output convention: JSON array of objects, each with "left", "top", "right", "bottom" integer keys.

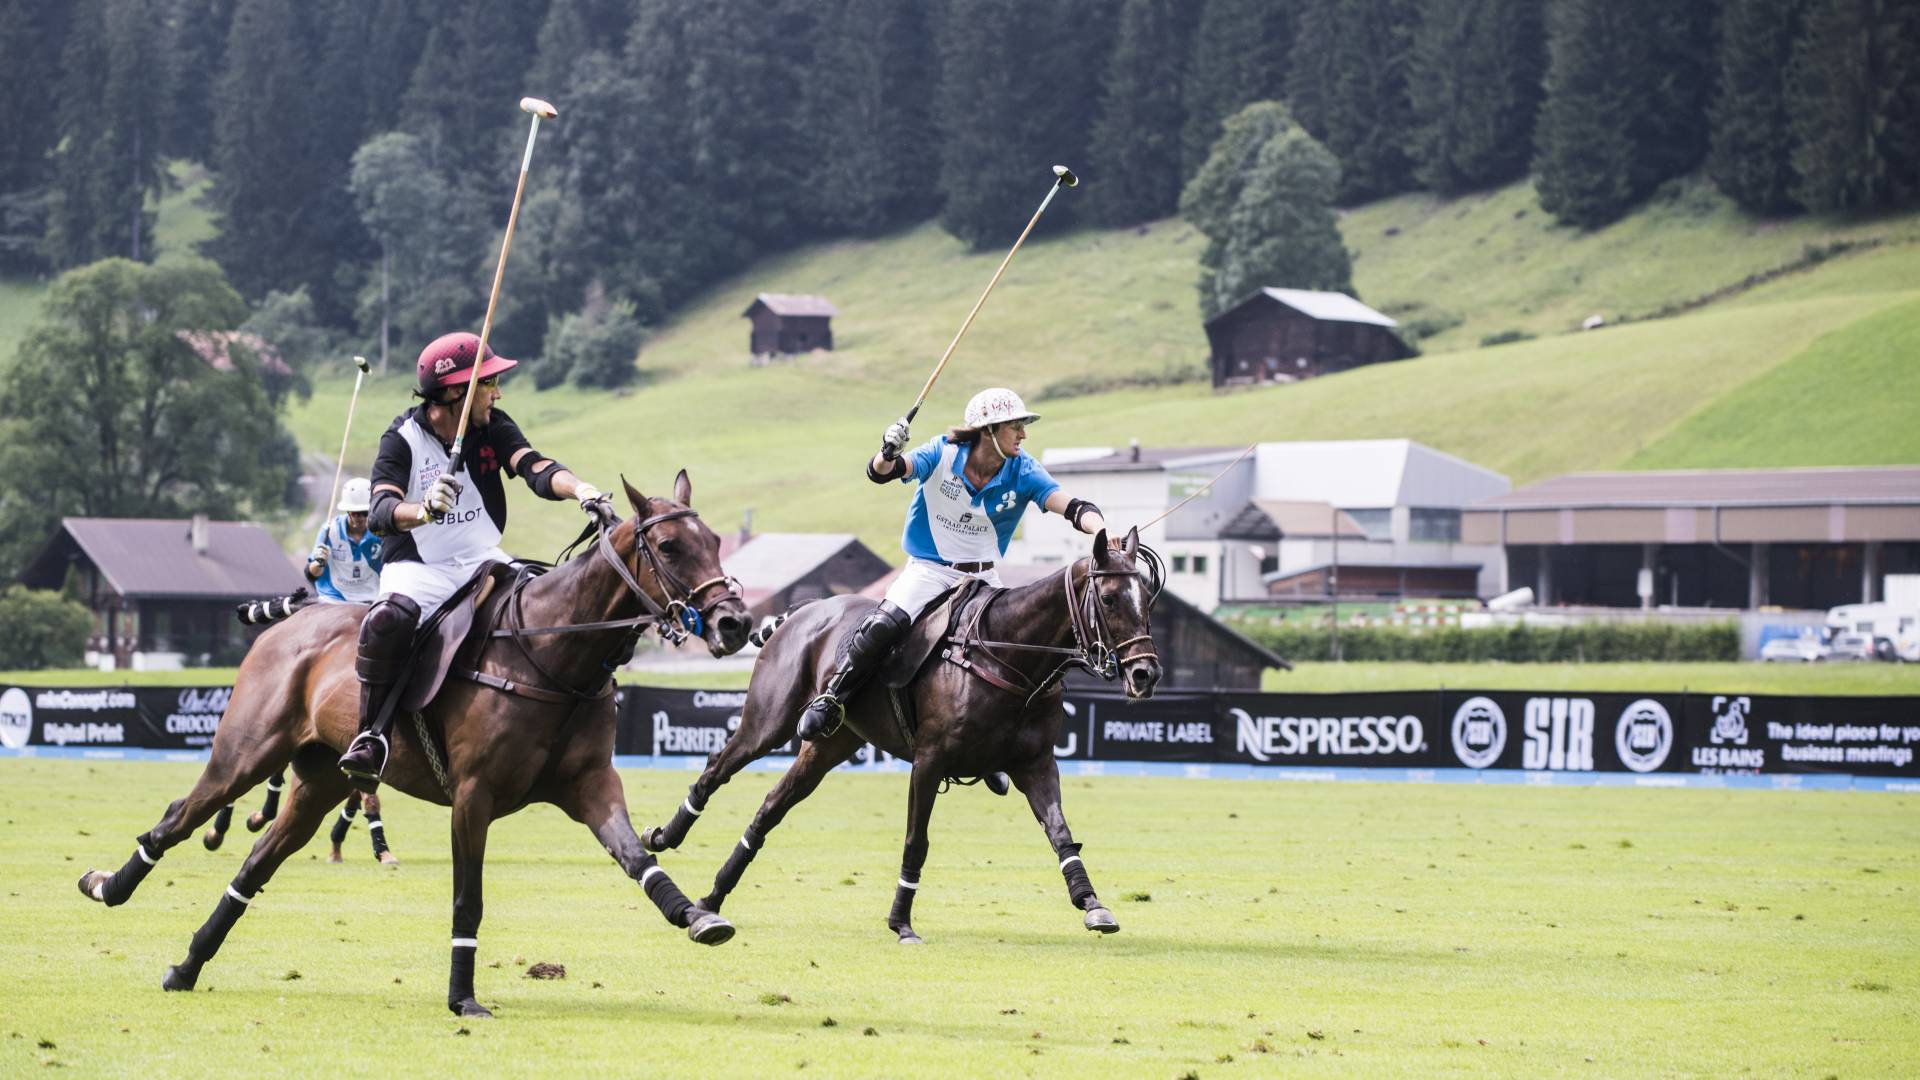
[
  {"left": 880, "top": 418, "right": 911, "bottom": 460},
  {"left": 309, "top": 542, "right": 330, "bottom": 564},
  {"left": 423, "top": 473, "right": 463, "bottom": 517},
  {"left": 575, "top": 481, "right": 611, "bottom": 519}
]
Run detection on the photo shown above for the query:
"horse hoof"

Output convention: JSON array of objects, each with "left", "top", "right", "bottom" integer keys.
[
  {"left": 77, "top": 871, "right": 107, "bottom": 904},
  {"left": 161, "top": 963, "right": 198, "bottom": 992},
  {"left": 201, "top": 829, "right": 223, "bottom": 851},
  {"left": 378, "top": 853, "right": 399, "bottom": 867},
  {"left": 894, "top": 927, "right": 923, "bottom": 945},
  {"left": 245, "top": 813, "right": 269, "bottom": 833},
  {"left": 327, "top": 850, "right": 343, "bottom": 864},
  {"left": 449, "top": 998, "right": 493, "bottom": 1019},
  {"left": 687, "top": 909, "right": 735, "bottom": 947},
  {"left": 1084, "top": 906, "right": 1120, "bottom": 934},
  {"left": 640, "top": 827, "right": 667, "bottom": 853}
]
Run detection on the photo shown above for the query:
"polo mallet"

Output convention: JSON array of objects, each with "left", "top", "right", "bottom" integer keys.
[
  {"left": 325, "top": 355, "right": 373, "bottom": 523},
  {"left": 903, "top": 164, "right": 1078, "bottom": 425},
  {"left": 446, "top": 96, "right": 557, "bottom": 478}
]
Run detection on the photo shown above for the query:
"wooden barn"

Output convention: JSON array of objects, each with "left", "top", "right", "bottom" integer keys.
[
  {"left": 742, "top": 293, "right": 837, "bottom": 356},
  {"left": 1204, "top": 287, "right": 1414, "bottom": 387}
]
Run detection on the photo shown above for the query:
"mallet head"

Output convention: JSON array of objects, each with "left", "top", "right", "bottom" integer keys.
[
  {"left": 1052, "top": 164, "right": 1079, "bottom": 188},
  {"left": 520, "top": 97, "right": 558, "bottom": 119},
  {"left": 353, "top": 355, "right": 370, "bottom": 374}
]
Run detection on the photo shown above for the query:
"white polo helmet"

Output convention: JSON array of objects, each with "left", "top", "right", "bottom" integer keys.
[
  {"left": 337, "top": 477, "right": 372, "bottom": 513},
  {"left": 963, "top": 387, "right": 1040, "bottom": 430}
]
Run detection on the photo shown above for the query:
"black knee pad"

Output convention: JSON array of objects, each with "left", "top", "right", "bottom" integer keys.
[
  {"left": 848, "top": 602, "right": 911, "bottom": 660},
  {"left": 356, "top": 595, "right": 420, "bottom": 683}
]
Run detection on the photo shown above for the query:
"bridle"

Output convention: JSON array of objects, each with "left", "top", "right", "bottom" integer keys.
[
  {"left": 484, "top": 505, "right": 743, "bottom": 700},
  {"left": 944, "top": 543, "right": 1163, "bottom": 709}
]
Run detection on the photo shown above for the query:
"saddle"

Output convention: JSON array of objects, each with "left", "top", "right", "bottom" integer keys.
[
  {"left": 869, "top": 578, "right": 994, "bottom": 751},
  {"left": 397, "top": 561, "right": 518, "bottom": 712}
]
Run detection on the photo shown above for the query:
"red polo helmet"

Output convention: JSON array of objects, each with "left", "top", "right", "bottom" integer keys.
[{"left": 416, "top": 332, "right": 518, "bottom": 396}]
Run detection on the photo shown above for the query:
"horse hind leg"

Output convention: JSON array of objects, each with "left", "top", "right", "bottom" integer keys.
[
  {"left": 560, "top": 764, "right": 734, "bottom": 948},
  {"left": 162, "top": 744, "right": 351, "bottom": 992},
  {"left": 245, "top": 772, "right": 286, "bottom": 831},
  {"left": 702, "top": 726, "right": 862, "bottom": 915},
  {"left": 644, "top": 681, "right": 811, "bottom": 854},
  {"left": 80, "top": 733, "right": 291, "bottom": 907},
  {"left": 201, "top": 805, "right": 234, "bottom": 851}
]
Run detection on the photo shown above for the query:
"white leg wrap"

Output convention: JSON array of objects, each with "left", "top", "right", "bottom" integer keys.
[
  {"left": 897, "top": 878, "right": 920, "bottom": 891},
  {"left": 451, "top": 937, "right": 478, "bottom": 949},
  {"left": 1059, "top": 855, "right": 1083, "bottom": 872},
  {"left": 641, "top": 866, "right": 665, "bottom": 886},
  {"left": 225, "top": 885, "right": 253, "bottom": 905},
  {"left": 682, "top": 799, "right": 702, "bottom": 817},
  {"left": 367, "top": 820, "right": 383, "bottom": 830},
  {"left": 136, "top": 844, "right": 158, "bottom": 866},
  {"left": 266, "top": 778, "right": 284, "bottom": 791},
  {"left": 739, "top": 833, "right": 755, "bottom": 852}
]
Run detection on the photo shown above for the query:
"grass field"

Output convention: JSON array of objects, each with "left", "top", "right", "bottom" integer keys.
[
  {"left": 9, "top": 660, "right": 1919, "bottom": 698},
  {"left": 3, "top": 759, "right": 1914, "bottom": 1077}
]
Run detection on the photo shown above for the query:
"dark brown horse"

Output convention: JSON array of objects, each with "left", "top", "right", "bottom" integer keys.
[
  {"left": 76, "top": 473, "right": 751, "bottom": 1017},
  {"left": 644, "top": 528, "right": 1162, "bottom": 943}
]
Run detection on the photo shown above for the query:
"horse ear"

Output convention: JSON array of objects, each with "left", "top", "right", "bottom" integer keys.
[
  {"left": 673, "top": 468, "right": 692, "bottom": 506},
  {"left": 1123, "top": 526, "right": 1139, "bottom": 559},
  {"left": 1092, "top": 527, "right": 1110, "bottom": 567},
  {"left": 621, "top": 475, "right": 648, "bottom": 515}
]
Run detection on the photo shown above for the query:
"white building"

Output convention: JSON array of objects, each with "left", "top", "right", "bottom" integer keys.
[{"left": 1008, "top": 439, "right": 1510, "bottom": 611}]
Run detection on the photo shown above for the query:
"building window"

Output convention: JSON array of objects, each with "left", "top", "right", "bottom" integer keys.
[
  {"left": 1410, "top": 508, "right": 1462, "bottom": 542},
  {"left": 1344, "top": 508, "right": 1393, "bottom": 540},
  {"left": 1193, "top": 555, "right": 1209, "bottom": 574},
  {"left": 1259, "top": 554, "right": 1279, "bottom": 575},
  {"left": 1172, "top": 555, "right": 1188, "bottom": 573}
]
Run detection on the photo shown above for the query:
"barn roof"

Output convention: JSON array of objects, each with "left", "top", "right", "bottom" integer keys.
[
  {"left": 724, "top": 532, "right": 879, "bottom": 607},
  {"left": 1208, "top": 288, "right": 1398, "bottom": 328},
  {"left": 743, "top": 293, "right": 838, "bottom": 318},
  {"left": 19, "top": 518, "right": 303, "bottom": 600}
]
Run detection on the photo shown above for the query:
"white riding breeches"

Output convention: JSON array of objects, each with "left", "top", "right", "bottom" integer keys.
[
  {"left": 881, "top": 559, "right": 1003, "bottom": 621},
  {"left": 376, "top": 548, "right": 510, "bottom": 617}
]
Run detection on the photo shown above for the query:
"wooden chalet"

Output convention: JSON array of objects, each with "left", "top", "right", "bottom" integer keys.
[
  {"left": 1204, "top": 287, "right": 1414, "bottom": 387},
  {"left": 17, "top": 517, "right": 304, "bottom": 669},
  {"left": 742, "top": 293, "right": 837, "bottom": 356}
]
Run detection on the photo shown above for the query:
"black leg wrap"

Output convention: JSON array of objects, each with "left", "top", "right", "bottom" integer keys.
[
  {"left": 639, "top": 859, "right": 696, "bottom": 927},
  {"left": 329, "top": 806, "right": 354, "bottom": 847},
  {"left": 887, "top": 877, "right": 919, "bottom": 929},
  {"left": 98, "top": 837, "right": 162, "bottom": 906},
  {"left": 657, "top": 800, "right": 702, "bottom": 850},
  {"left": 258, "top": 776, "right": 283, "bottom": 820},
  {"left": 187, "top": 886, "right": 251, "bottom": 962},
  {"left": 212, "top": 806, "right": 233, "bottom": 834},
  {"left": 368, "top": 814, "right": 390, "bottom": 857},
  {"left": 448, "top": 943, "right": 477, "bottom": 1011},
  {"left": 703, "top": 835, "right": 760, "bottom": 911},
  {"left": 1058, "top": 843, "right": 1096, "bottom": 910}
]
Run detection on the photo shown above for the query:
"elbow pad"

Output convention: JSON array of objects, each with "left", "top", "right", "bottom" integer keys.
[
  {"left": 1064, "top": 498, "right": 1101, "bottom": 530},
  {"left": 524, "top": 457, "right": 567, "bottom": 499},
  {"left": 866, "top": 457, "right": 906, "bottom": 485},
  {"left": 369, "top": 489, "right": 404, "bottom": 536}
]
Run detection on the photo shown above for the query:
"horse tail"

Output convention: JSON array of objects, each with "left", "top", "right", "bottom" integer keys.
[
  {"left": 234, "top": 587, "right": 312, "bottom": 627},
  {"left": 748, "top": 612, "right": 788, "bottom": 649}
]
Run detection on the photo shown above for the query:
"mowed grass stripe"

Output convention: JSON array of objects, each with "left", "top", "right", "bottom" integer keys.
[{"left": 5, "top": 761, "right": 1915, "bottom": 1077}]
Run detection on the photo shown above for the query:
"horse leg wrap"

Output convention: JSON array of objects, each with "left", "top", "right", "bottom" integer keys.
[
  {"left": 97, "top": 835, "right": 163, "bottom": 906},
  {"left": 1057, "top": 844, "right": 1097, "bottom": 910},
  {"left": 211, "top": 806, "right": 233, "bottom": 834},
  {"left": 705, "top": 830, "right": 762, "bottom": 909},
  {"left": 258, "top": 776, "right": 283, "bottom": 821},
  {"left": 634, "top": 857, "right": 696, "bottom": 927},
  {"left": 329, "top": 804, "right": 357, "bottom": 847},
  {"left": 658, "top": 796, "right": 703, "bottom": 850},
  {"left": 448, "top": 938, "right": 478, "bottom": 1010},
  {"left": 187, "top": 883, "right": 253, "bottom": 962},
  {"left": 887, "top": 870, "right": 920, "bottom": 929},
  {"left": 367, "top": 814, "right": 389, "bottom": 858}
]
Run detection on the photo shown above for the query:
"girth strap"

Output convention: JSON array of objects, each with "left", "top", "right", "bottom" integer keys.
[{"left": 456, "top": 668, "right": 614, "bottom": 705}]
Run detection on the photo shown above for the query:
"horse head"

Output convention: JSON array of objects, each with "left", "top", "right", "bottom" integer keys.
[
  {"left": 1090, "top": 526, "right": 1162, "bottom": 700},
  {"left": 609, "top": 470, "right": 752, "bottom": 657}
]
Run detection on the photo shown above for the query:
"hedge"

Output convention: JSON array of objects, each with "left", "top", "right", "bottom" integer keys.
[{"left": 1225, "top": 620, "right": 1741, "bottom": 663}]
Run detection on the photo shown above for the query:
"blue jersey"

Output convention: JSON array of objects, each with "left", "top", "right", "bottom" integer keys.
[
  {"left": 311, "top": 515, "right": 383, "bottom": 603},
  {"left": 897, "top": 436, "right": 1060, "bottom": 564}
]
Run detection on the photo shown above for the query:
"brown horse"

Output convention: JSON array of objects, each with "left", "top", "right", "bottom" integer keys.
[
  {"left": 643, "top": 528, "right": 1162, "bottom": 943},
  {"left": 76, "top": 473, "right": 751, "bottom": 1017}
]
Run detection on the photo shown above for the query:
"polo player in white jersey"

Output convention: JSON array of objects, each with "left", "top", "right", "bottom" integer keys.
[
  {"left": 336, "top": 331, "right": 610, "bottom": 789},
  {"left": 795, "top": 387, "right": 1109, "bottom": 743}
]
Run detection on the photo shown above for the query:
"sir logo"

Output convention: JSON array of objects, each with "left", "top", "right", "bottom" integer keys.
[{"left": 1521, "top": 697, "right": 1595, "bottom": 771}]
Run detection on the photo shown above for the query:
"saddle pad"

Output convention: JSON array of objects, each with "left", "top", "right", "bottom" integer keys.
[
  {"left": 399, "top": 561, "right": 515, "bottom": 712},
  {"left": 879, "top": 577, "right": 991, "bottom": 691}
]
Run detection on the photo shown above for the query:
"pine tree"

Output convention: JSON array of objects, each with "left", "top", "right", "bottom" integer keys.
[
  {"left": 161, "top": 0, "right": 235, "bottom": 164},
  {"left": 1287, "top": 0, "right": 1419, "bottom": 203},
  {"left": 1088, "top": 0, "right": 1192, "bottom": 226},
  {"left": 1286, "top": 0, "right": 1339, "bottom": 141},
  {"left": 1180, "top": 0, "right": 1293, "bottom": 183},
  {"left": 46, "top": 0, "right": 169, "bottom": 267},
  {"left": 1708, "top": 0, "right": 1806, "bottom": 213},
  {"left": 801, "top": 0, "right": 939, "bottom": 234},
  {"left": 0, "top": 0, "right": 70, "bottom": 271},
  {"left": 1533, "top": 0, "right": 1718, "bottom": 227},
  {"left": 1787, "top": 0, "right": 1920, "bottom": 211},
  {"left": 401, "top": 0, "right": 552, "bottom": 190},
  {"left": 1407, "top": 0, "right": 1546, "bottom": 194},
  {"left": 1181, "top": 101, "right": 1350, "bottom": 319}
]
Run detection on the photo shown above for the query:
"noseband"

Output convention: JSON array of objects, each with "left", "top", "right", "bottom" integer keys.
[
  {"left": 588, "top": 507, "right": 741, "bottom": 645},
  {"left": 1067, "top": 552, "right": 1161, "bottom": 681}
]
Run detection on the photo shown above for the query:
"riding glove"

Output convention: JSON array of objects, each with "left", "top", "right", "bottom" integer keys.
[
  {"left": 423, "top": 473, "right": 462, "bottom": 516},
  {"left": 881, "top": 418, "right": 911, "bottom": 460}
]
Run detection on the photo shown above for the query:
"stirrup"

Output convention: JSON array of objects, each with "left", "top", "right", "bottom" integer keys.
[
  {"left": 797, "top": 694, "right": 844, "bottom": 742},
  {"left": 338, "top": 730, "right": 389, "bottom": 791}
]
